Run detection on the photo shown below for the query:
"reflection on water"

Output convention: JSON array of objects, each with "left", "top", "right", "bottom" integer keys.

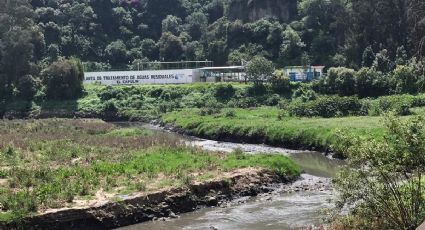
[{"left": 112, "top": 122, "right": 343, "bottom": 230}]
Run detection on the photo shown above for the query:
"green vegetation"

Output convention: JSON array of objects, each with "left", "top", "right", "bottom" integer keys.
[
  {"left": 163, "top": 107, "right": 387, "bottom": 155},
  {"left": 333, "top": 116, "right": 425, "bottom": 229},
  {"left": 0, "top": 119, "right": 300, "bottom": 223},
  {"left": 1, "top": 0, "right": 425, "bottom": 104}
]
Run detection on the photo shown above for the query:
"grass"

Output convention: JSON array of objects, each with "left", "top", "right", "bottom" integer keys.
[
  {"left": 0, "top": 119, "right": 300, "bottom": 223},
  {"left": 163, "top": 107, "right": 389, "bottom": 154}
]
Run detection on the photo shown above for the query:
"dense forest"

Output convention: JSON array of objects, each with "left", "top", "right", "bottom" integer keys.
[{"left": 0, "top": 0, "right": 425, "bottom": 101}]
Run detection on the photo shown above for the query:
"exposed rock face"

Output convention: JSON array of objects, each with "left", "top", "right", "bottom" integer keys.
[{"left": 228, "top": 0, "right": 298, "bottom": 22}]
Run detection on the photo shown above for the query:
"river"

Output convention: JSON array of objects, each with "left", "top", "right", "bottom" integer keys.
[{"left": 115, "top": 123, "right": 343, "bottom": 230}]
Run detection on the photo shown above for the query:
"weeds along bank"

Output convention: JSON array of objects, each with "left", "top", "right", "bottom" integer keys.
[
  {"left": 162, "top": 107, "right": 387, "bottom": 157},
  {"left": 3, "top": 83, "right": 425, "bottom": 156},
  {"left": 0, "top": 119, "right": 300, "bottom": 227}
]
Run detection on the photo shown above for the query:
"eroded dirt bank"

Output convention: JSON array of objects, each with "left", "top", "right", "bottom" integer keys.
[{"left": 1, "top": 169, "right": 296, "bottom": 230}]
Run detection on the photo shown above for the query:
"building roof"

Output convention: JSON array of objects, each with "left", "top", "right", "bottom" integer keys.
[
  {"left": 284, "top": 65, "right": 325, "bottom": 69},
  {"left": 198, "top": 66, "right": 244, "bottom": 70}
]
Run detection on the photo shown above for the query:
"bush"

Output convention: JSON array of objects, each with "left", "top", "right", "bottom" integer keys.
[
  {"left": 292, "top": 85, "right": 317, "bottom": 102},
  {"left": 102, "top": 101, "right": 118, "bottom": 114},
  {"left": 213, "top": 84, "right": 235, "bottom": 101},
  {"left": 228, "top": 97, "right": 258, "bottom": 108},
  {"left": 287, "top": 96, "right": 363, "bottom": 117},
  {"left": 334, "top": 116, "right": 425, "bottom": 229},
  {"left": 265, "top": 94, "right": 281, "bottom": 106},
  {"left": 356, "top": 67, "right": 389, "bottom": 97},
  {"left": 97, "top": 86, "right": 125, "bottom": 101},
  {"left": 366, "top": 95, "right": 414, "bottom": 116},
  {"left": 247, "top": 83, "right": 267, "bottom": 96},
  {"left": 270, "top": 70, "right": 291, "bottom": 95},
  {"left": 42, "top": 58, "right": 84, "bottom": 100},
  {"left": 333, "top": 68, "right": 357, "bottom": 96},
  {"left": 391, "top": 65, "right": 418, "bottom": 94},
  {"left": 222, "top": 109, "right": 236, "bottom": 117}
]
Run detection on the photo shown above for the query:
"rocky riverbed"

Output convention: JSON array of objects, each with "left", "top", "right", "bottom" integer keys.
[{"left": 119, "top": 174, "right": 333, "bottom": 230}]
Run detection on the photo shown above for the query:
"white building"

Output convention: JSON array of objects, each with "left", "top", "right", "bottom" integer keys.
[{"left": 83, "top": 66, "right": 246, "bottom": 85}]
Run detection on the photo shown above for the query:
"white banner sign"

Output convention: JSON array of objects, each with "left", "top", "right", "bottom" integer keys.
[{"left": 84, "top": 69, "right": 195, "bottom": 85}]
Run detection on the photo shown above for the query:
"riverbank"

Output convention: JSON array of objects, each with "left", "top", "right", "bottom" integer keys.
[
  {"left": 161, "top": 107, "right": 387, "bottom": 157},
  {"left": 121, "top": 174, "right": 333, "bottom": 230},
  {"left": 0, "top": 119, "right": 301, "bottom": 228},
  {"left": 2, "top": 168, "right": 297, "bottom": 230}
]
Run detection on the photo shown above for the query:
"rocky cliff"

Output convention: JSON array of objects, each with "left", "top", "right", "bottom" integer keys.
[{"left": 227, "top": 0, "right": 298, "bottom": 22}]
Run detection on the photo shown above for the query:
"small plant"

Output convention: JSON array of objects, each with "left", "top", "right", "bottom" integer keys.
[
  {"left": 233, "top": 148, "right": 246, "bottom": 160},
  {"left": 135, "top": 181, "right": 146, "bottom": 191},
  {"left": 223, "top": 109, "right": 236, "bottom": 118}
]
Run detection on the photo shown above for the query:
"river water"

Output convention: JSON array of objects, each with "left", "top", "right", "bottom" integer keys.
[{"left": 116, "top": 123, "right": 343, "bottom": 230}]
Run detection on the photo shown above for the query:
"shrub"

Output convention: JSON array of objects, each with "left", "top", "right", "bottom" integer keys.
[
  {"left": 102, "top": 101, "right": 118, "bottom": 114},
  {"left": 355, "top": 67, "right": 389, "bottom": 97},
  {"left": 334, "top": 68, "right": 357, "bottom": 96},
  {"left": 148, "top": 88, "right": 163, "bottom": 98},
  {"left": 213, "top": 84, "right": 235, "bottom": 101},
  {"left": 287, "top": 96, "right": 363, "bottom": 117},
  {"left": 391, "top": 65, "right": 418, "bottom": 94},
  {"left": 334, "top": 116, "right": 425, "bottom": 229},
  {"left": 366, "top": 95, "right": 414, "bottom": 116},
  {"left": 270, "top": 70, "right": 291, "bottom": 95},
  {"left": 228, "top": 97, "right": 258, "bottom": 108},
  {"left": 222, "top": 109, "right": 236, "bottom": 118},
  {"left": 97, "top": 86, "right": 125, "bottom": 101},
  {"left": 247, "top": 83, "right": 267, "bottom": 96},
  {"left": 42, "top": 58, "right": 84, "bottom": 100},
  {"left": 265, "top": 94, "right": 281, "bottom": 106},
  {"left": 292, "top": 85, "right": 317, "bottom": 102}
]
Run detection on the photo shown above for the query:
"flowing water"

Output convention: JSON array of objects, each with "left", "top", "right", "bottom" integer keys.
[{"left": 115, "top": 123, "right": 344, "bottom": 230}]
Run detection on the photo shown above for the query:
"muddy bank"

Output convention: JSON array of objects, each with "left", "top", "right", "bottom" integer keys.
[
  {"left": 1, "top": 169, "right": 297, "bottom": 230},
  {"left": 158, "top": 121, "right": 343, "bottom": 159}
]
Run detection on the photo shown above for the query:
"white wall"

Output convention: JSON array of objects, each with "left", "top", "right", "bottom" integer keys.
[{"left": 84, "top": 69, "right": 196, "bottom": 85}]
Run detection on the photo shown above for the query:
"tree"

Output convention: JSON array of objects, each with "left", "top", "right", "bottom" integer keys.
[
  {"left": 104, "top": 40, "right": 128, "bottom": 66},
  {"left": 185, "top": 12, "right": 208, "bottom": 41},
  {"left": 17, "top": 75, "right": 38, "bottom": 101},
  {"left": 245, "top": 56, "right": 275, "bottom": 84},
  {"left": 361, "top": 46, "right": 375, "bottom": 67},
  {"left": 185, "top": 41, "right": 205, "bottom": 60},
  {"left": 42, "top": 58, "right": 84, "bottom": 100},
  {"left": 0, "top": 0, "right": 43, "bottom": 99},
  {"left": 395, "top": 46, "right": 408, "bottom": 65},
  {"left": 373, "top": 49, "right": 394, "bottom": 73},
  {"left": 334, "top": 115, "right": 425, "bottom": 229},
  {"left": 158, "top": 32, "right": 184, "bottom": 61},
  {"left": 161, "top": 15, "right": 182, "bottom": 36},
  {"left": 407, "top": 0, "right": 425, "bottom": 57},
  {"left": 140, "top": 39, "right": 158, "bottom": 60},
  {"left": 279, "top": 26, "right": 305, "bottom": 66}
]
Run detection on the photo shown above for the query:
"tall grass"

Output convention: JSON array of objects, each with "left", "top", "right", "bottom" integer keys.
[
  {"left": 0, "top": 119, "right": 300, "bottom": 223},
  {"left": 163, "top": 107, "right": 389, "bottom": 154}
]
